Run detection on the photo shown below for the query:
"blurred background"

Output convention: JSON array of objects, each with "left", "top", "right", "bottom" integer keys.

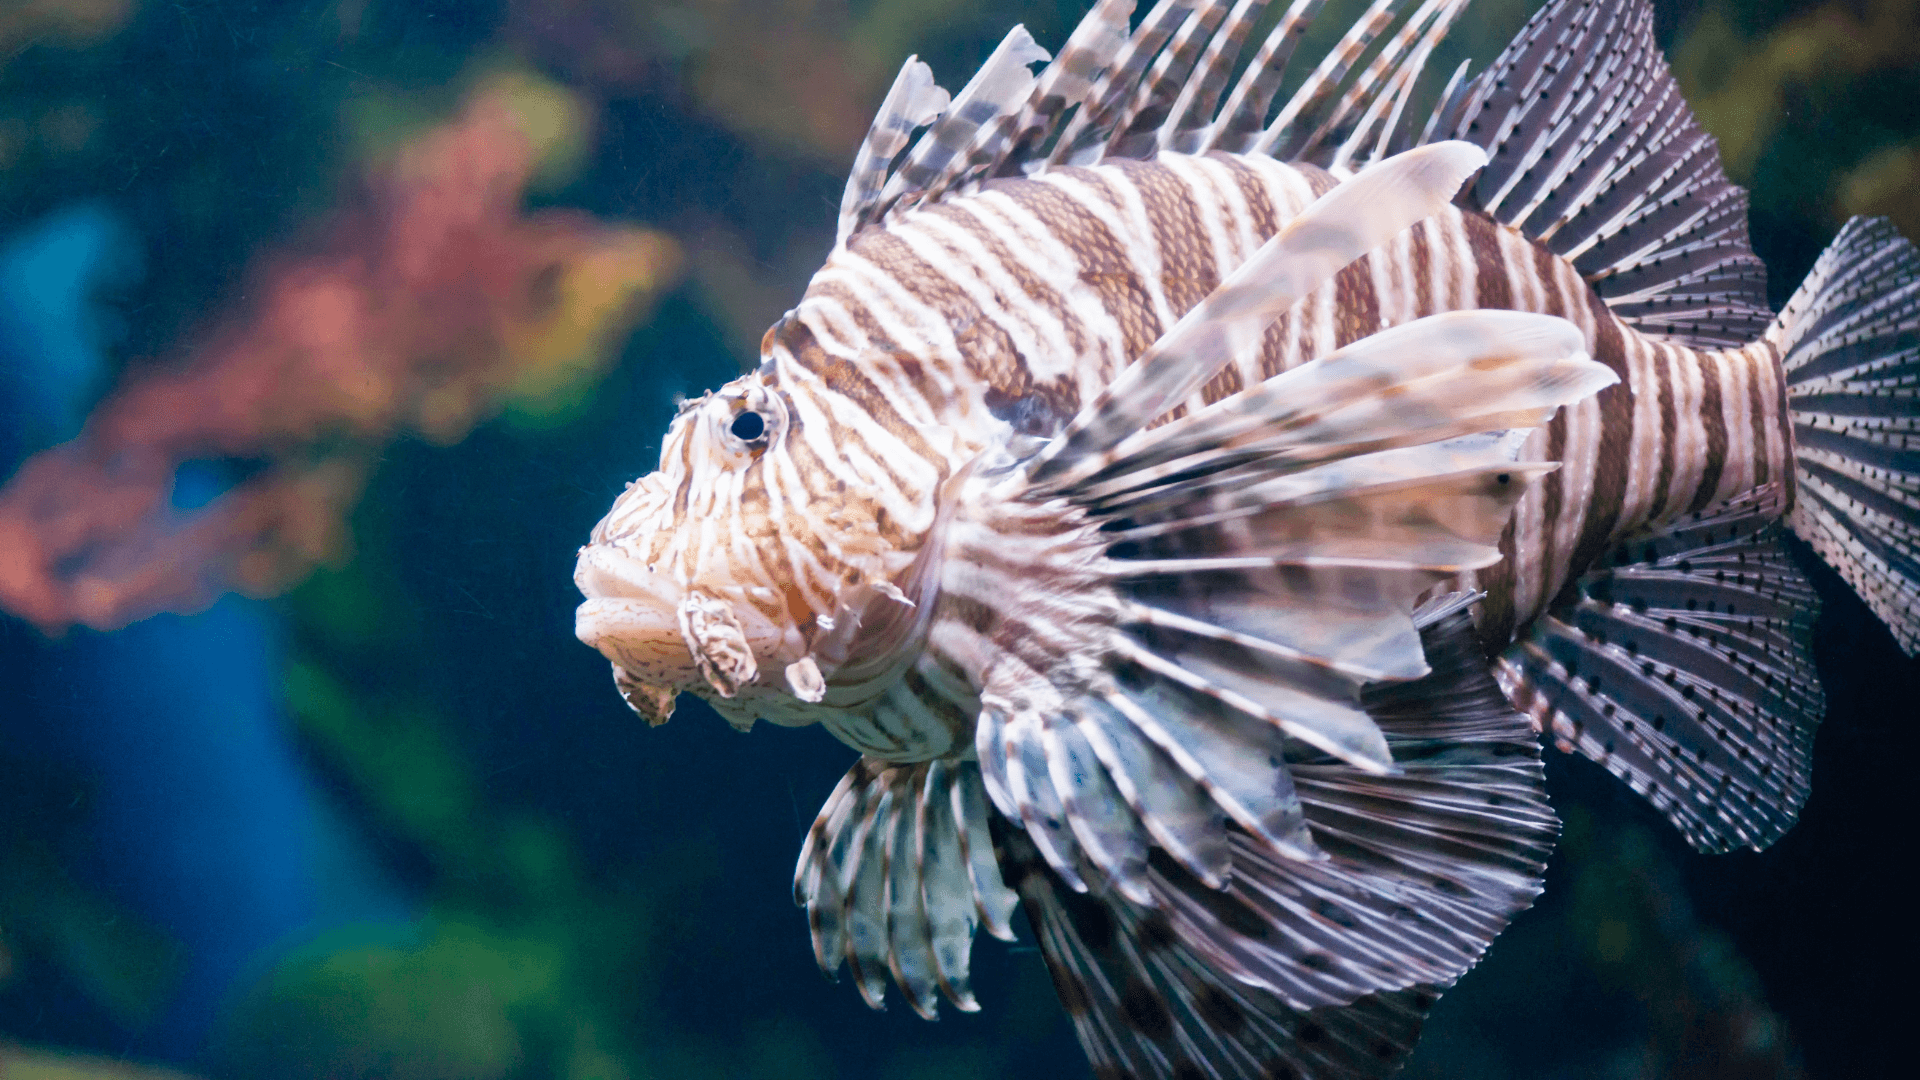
[{"left": 0, "top": 0, "right": 1911, "bottom": 1077}]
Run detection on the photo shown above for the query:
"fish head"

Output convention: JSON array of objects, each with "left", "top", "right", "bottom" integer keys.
[{"left": 573, "top": 360, "right": 941, "bottom": 734}]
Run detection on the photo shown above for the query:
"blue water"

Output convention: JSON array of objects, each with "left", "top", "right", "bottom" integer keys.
[{"left": 0, "top": 204, "right": 410, "bottom": 1066}]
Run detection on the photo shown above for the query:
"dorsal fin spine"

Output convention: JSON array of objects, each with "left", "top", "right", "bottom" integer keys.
[
  {"left": 1047, "top": 0, "right": 1190, "bottom": 167},
  {"left": 836, "top": 57, "right": 949, "bottom": 246},
  {"left": 876, "top": 26, "right": 1050, "bottom": 215},
  {"left": 998, "top": 0, "right": 1135, "bottom": 174},
  {"left": 1327, "top": 0, "right": 1469, "bottom": 171},
  {"left": 1414, "top": 57, "right": 1472, "bottom": 149},
  {"left": 1316, "top": 0, "right": 1466, "bottom": 162},
  {"left": 1157, "top": 0, "right": 1272, "bottom": 153},
  {"left": 1108, "top": 0, "right": 1229, "bottom": 157},
  {"left": 1203, "top": 0, "right": 1327, "bottom": 153},
  {"left": 1250, "top": 0, "right": 1410, "bottom": 160}
]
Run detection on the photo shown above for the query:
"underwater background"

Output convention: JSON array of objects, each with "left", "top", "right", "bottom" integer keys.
[{"left": 0, "top": 0, "right": 1911, "bottom": 1077}]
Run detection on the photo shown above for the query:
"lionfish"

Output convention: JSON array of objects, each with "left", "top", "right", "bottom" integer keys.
[{"left": 574, "top": 0, "right": 1920, "bottom": 1074}]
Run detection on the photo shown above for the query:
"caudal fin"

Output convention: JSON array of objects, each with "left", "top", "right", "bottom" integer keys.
[{"left": 1774, "top": 216, "right": 1920, "bottom": 654}]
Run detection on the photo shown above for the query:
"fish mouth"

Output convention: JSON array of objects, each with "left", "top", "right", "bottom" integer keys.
[
  {"left": 573, "top": 544, "right": 800, "bottom": 714},
  {"left": 573, "top": 545, "right": 703, "bottom": 689}
]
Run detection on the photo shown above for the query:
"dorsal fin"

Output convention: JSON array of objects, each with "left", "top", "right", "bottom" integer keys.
[
  {"left": 1199, "top": 0, "right": 1327, "bottom": 154},
  {"left": 873, "top": 26, "right": 1051, "bottom": 215},
  {"left": 1158, "top": 0, "right": 1280, "bottom": 153},
  {"left": 836, "top": 58, "right": 950, "bottom": 246},
  {"left": 1102, "top": 0, "right": 1232, "bottom": 159},
  {"left": 1046, "top": 0, "right": 1195, "bottom": 167},
  {"left": 836, "top": 0, "right": 1470, "bottom": 242},
  {"left": 997, "top": 0, "right": 1137, "bottom": 171},
  {"left": 837, "top": 0, "right": 1774, "bottom": 353},
  {"left": 1320, "top": 0, "right": 1473, "bottom": 168},
  {"left": 1249, "top": 0, "right": 1459, "bottom": 161},
  {"left": 1441, "top": 0, "right": 1772, "bottom": 347}
]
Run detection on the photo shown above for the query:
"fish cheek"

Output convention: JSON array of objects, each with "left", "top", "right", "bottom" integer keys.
[{"left": 734, "top": 456, "right": 811, "bottom": 634}]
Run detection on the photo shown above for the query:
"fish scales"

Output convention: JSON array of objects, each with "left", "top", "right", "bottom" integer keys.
[
  {"left": 572, "top": 0, "right": 1920, "bottom": 1075},
  {"left": 773, "top": 152, "right": 1792, "bottom": 653}
]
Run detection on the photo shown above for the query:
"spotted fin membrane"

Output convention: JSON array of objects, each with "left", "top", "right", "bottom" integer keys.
[{"left": 1498, "top": 483, "right": 1823, "bottom": 853}]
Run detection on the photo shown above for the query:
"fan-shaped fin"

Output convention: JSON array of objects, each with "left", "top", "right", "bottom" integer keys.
[
  {"left": 1002, "top": 596, "right": 1554, "bottom": 1076},
  {"left": 804, "top": 603, "right": 1558, "bottom": 1031},
  {"left": 930, "top": 237, "right": 1602, "bottom": 1025},
  {"left": 955, "top": 767, "right": 1022, "bottom": 940},
  {"left": 1440, "top": 0, "right": 1770, "bottom": 346},
  {"left": 949, "top": 290, "right": 1602, "bottom": 891},
  {"left": 794, "top": 758, "right": 1015, "bottom": 1015},
  {"left": 1773, "top": 215, "right": 1920, "bottom": 655},
  {"left": 1137, "top": 596, "right": 1555, "bottom": 1007},
  {"left": 1008, "top": 820, "right": 1439, "bottom": 1080},
  {"left": 1499, "top": 484, "right": 1826, "bottom": 853},
  {"left": 1075, "top": 693, "right": 1235, "bottom": 888}
]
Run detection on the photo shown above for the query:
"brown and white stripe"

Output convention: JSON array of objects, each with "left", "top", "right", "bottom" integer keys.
[
  {"left": 577, "top": 2, "right": 1920, "bottom": 1074},
  {"left": 769, "top": 148, "right": 1794, "bottom": 666}
]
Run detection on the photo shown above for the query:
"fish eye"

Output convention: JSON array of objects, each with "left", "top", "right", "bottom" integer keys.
[{"left": 730, "top": 410, "right": 767, "bottom": 442}]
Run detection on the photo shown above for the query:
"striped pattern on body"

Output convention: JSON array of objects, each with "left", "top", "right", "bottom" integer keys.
[
  {"left": 570, "top": 2, "right": 1920, "bottom": 1072},
  {"left": 574, "top": 0, "right": 1917, "bottom": 1071},
  {"left": 766, "top": 150, "right": 1794, "bottom": 676}
]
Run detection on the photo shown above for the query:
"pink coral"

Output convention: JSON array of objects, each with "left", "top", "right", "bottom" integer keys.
[{"left": 0, "top": 88, "right": 679, "bottom": 633}]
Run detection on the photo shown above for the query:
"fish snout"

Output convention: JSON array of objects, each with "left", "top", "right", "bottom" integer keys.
[
  {"left": 573, "top": 544, "right": 801, "bottom": 726},
  {"left": 573, "top": 545, "right": 702, "bottom": 704}
]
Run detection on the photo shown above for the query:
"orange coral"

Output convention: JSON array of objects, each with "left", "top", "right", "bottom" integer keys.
[{"left": 0, "top": 86, "right": 680, "bottom": 633}]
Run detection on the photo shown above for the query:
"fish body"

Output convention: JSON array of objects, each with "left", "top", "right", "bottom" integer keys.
[
  {"left": 785, "top": 147, "right": 1796, "bottom": 649},
  {"left": 574, "top": 0, "right": 1920, "bottom": 1075}
]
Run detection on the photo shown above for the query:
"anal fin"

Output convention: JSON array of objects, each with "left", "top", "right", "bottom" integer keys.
[{"left": 1497, "top": 484, "right": 1824, "bottom": 854}]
